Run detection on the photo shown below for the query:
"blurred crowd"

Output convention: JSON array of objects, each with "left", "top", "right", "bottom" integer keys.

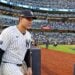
[
  {"left": 0, "top": 15, "right": 75, "bottom": 30},
  {"left": 31, "top": 32, "right": 75, "bottom": 45}
]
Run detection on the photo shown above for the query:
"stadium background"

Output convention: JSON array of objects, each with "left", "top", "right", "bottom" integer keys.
[{"left": 0, "top": 0, "right": 75, "bottom": 75}]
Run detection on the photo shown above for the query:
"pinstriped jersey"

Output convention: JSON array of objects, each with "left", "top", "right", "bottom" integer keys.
[{"left": 0, "top": 26, "right": 32, "bottom": 64}]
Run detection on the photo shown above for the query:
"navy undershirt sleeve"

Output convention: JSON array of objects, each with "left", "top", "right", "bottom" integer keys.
[
  {"left": 0, "top": 48, "right": 5, "bottom": 65},
  {"left": 24, "top": 49, "right": 31, "bottom": 67}
]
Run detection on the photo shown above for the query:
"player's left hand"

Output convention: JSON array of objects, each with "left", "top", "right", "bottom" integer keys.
[{"left": 26, "top": 67, "right": 32, "bottom": 75}]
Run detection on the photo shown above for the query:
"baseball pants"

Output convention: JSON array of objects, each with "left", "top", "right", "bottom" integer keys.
[{"left": 0, "top": 62, "right": 27, "bottom": 75}]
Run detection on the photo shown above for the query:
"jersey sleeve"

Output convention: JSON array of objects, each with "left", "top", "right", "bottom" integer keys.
[{"left": 0, "top": 29, "right": 11, "bottom": 51}]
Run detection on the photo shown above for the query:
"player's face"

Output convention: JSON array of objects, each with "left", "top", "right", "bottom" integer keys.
[{"left": 21, "top": 17, "right": 33, "bottom": 29}]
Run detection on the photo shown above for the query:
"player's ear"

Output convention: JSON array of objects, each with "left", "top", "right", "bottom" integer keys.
[{"left": 19, "top": 16, "right": 23, "bottom": 22}]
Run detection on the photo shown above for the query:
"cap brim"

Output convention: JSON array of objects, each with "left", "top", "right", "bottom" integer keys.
[
  {"left": 32, "top": 17, "right": 37, "bottom": 19},
  {"left": 25, "top": 16, "right": 37, "bottom": 19}
]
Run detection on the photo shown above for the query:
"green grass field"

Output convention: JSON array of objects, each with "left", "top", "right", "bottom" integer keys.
[{"left": 40, "top": 45, "right": 75, "bottom": 54}]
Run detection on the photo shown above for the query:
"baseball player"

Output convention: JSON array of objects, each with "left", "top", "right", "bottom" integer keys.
[{"left": 0, "top": 9, "right": 36, "bottom": 75}]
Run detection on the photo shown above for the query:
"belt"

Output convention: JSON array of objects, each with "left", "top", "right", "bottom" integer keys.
[
  {"left": 2, "top": 61, "right": 22, "bottom": 66},
  {"left": 17, "top": 64, "right": 22, "bottom": 66}
]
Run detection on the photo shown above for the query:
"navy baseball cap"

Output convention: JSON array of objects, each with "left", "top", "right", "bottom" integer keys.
[{"left": 20, "top": 10, "right": 36, "bottom": 19}]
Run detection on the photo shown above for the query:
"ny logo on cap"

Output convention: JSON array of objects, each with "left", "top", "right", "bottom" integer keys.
[{"left": 30, "top": 11, "right": 33, "bottom": 15}]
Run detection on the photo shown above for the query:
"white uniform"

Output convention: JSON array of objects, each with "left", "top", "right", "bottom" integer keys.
[{"left": 0, "top": 26, "right": 32, "bottom": 75}]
